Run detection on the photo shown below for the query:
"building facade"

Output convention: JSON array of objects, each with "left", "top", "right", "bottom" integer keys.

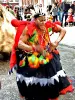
[
  {"left": 0, "top": 0, "right": 19, "bottom": 7},
  {"left": 0, "top": 0, "right": 73, "bottom": 9}
]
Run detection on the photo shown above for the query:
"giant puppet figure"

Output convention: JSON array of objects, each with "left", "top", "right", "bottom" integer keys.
[{"left": 0, "top": 4, "right": 16, "bottom": 55}]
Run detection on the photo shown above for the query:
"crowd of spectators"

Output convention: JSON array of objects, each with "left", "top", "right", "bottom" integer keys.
[
  {"left": 47, "top": 1, "right": 75, "bottom": 26},
  {"left": 5, "top": 1, "right": 75, "bottom": 27}
]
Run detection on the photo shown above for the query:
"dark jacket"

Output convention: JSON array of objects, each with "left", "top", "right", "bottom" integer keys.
[
  {"left": 61, "top": 2, "right": 70, "bottom": 13},
  {"left": 70, "top": 4, "right": 75, "bottom": 14}
]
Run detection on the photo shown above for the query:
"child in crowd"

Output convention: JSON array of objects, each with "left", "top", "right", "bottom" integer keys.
[{"left": 66, "top": 8, "right": 75, "bottom": 25}]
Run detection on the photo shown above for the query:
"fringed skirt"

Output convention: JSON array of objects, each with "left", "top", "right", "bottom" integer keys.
[{"left": 15, "top": 49, "right": 73, "bottom": 100}]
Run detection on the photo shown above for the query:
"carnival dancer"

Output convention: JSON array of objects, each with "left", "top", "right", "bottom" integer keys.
[{"left": 9, "top": 13, "right": 74, "bottom": 100}]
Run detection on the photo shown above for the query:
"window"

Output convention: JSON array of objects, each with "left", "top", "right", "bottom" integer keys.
[
  {"left": 0, "top": 0, "right": 5, "bottom": 2},
  {"left": 15, "top": 0, "right": 19, "bottom": 2},
  {"left": 9, "top": 0, "right": 13, "bottom": 2}
]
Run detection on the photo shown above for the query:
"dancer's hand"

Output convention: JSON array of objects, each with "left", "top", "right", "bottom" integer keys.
[
  {"left": 50, "top": 41, "right": 58, "bottom": 52},
  {"left": 33, "top": 44, "right": 44, "bottom": 53},
  {"left": 36, "top": 45, "right": 44, "bottom": 53},
  {"left": 35, "top": 45, "right": 48, "bottom": 57}
]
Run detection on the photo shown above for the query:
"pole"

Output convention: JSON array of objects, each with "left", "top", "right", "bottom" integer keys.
[{"left": 19, "top": 0, "right": 22, "bottom": 7}]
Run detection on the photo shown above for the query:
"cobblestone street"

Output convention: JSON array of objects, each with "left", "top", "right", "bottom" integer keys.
[{"left": 0, "top": 45, "right": 75, "bottom": 100}]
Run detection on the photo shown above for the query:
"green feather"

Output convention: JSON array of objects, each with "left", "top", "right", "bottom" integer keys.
[
  {"left": 29, "top": 30, "right": 37, "bottom": 42},
  {"left": 48, "top": 28, "right": 52, "bottom": 32}
]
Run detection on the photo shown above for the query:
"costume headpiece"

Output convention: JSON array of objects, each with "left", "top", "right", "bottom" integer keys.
[{"left": 34, "top": 13, "right": 45, "bottom": 19}]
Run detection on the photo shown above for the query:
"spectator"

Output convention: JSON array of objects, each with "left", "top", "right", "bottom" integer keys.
[
  {"left": 57, "top": 2, "right": 62, "bottom": 22},
  {"left": 51, "top": 3, "right": 58, "bottom": 22},
  {"left": 66, "top": 8, "right": 74, "bottom": 25},
  {"left": 6, "top": 5, "right": 15, "bottom": 16},
  {"left": 70, "top": 1, "right": 75, "bottom": 15},
  {"left": 61, "top": 1, "right": 70, "bottom": 26}
]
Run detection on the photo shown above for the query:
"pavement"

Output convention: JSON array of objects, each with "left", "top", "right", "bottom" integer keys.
[
  {"left": 50, "top": 26, "right": 75, "bottom": 47},
  {"left": 51, "top": 26, "right": 75, "bottom": 100},
  {"left": 0, "top": 45, "right": 75, "bottom": 100}
]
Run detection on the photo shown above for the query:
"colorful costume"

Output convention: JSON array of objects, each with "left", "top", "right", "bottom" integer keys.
[
  {"left": 66, "top": 14, "right": 74, "bottom": 23},
  {"left": 66, "top": 8, "right": 74, "bottom": 23},
  {"left": 9, "top": 19, "right": 73, "bottom": 100}
]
